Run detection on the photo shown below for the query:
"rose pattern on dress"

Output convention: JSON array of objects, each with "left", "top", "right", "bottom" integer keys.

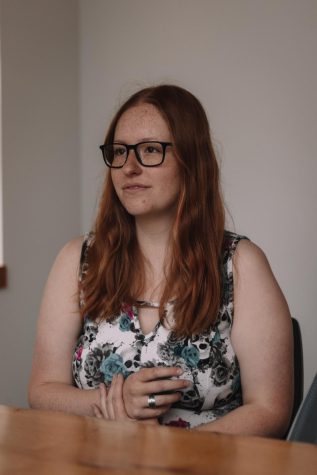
[
  {"left": 83, "top": 348, "right": 104, "bottom": 387},
  {"left": 72, "top": 231, "right": 247, "bottom": 428},
  {"left": 72, "top": 319, "right": 100, "bottom": 385},
  {"left": 100, "top": 353, "right": 129, "bottom": 382},
  {"left": 75, "top": 346, "right": 83, "bottom": 361},
  {"left": 165, "top": 418, "right": 190, "bottom": 429},
  {"left": 211, "top": 359, "right": 232, "bottom": 387},
  {"left": 181, "top": 345, "right": 200, "bottom": 368},
  {"left": 119, "top": 313, "right": 132, "bottom": 332}
]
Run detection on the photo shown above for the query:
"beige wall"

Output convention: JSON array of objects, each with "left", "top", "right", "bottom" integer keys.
[
  {"left": 79, "top": 0, "right": 317, "bottom": 394},
  {"left": 0, "top": 0, "right": 316, "bottom": 407},
  {"left": 0, "top": 0, "right": 80, "bottom": 406}
]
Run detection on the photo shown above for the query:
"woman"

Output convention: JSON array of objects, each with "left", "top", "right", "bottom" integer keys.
[{"left": 29, "top": 84, "right": 293, "bottom": 436}]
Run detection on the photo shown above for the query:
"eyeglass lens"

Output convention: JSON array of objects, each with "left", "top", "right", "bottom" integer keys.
[{"left": 103, "top": 142, "right": 166, "bottom": 167}]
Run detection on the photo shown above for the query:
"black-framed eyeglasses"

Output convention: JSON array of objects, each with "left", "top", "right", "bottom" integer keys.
[{"left": 99, "top": 141, "right": 173, "bottom": 168}]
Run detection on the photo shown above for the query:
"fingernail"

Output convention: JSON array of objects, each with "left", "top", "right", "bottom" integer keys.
[{"left": 176, "top": 367, "right": 183, "bottom": 375}]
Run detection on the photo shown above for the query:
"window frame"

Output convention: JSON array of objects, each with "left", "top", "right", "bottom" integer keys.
[{"left": 0, "top": 20, "right": 7, "bottom": 289}]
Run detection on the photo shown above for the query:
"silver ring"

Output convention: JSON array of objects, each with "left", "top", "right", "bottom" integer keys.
[{"left": 147, "top": 394, "right": 156, "bottom": 409}]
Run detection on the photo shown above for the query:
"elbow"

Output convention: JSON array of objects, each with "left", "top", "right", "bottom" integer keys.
[
  {"left": 269, "top": 414, "right": 292, "bottom": 439},
  {"left": 275, "top": 406, "right": 294, "bottom": 439},
  {"left": 28, "top": 380, "right": 50, "bottom": 410},
  {"left": 259, "top": 402, "right": 293, "bottom": 438},
  {"left": 28, "top": 383, "right": 40, "bottom": 409}
]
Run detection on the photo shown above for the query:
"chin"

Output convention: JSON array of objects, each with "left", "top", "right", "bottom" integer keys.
[{"left": 124, "top": 205, "right": 153, "bottom": 217}]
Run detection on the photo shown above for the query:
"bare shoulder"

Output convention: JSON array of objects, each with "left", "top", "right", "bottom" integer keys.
[
  {"left": 55, "top": 236, "right": 84, "bottom": 265},
  {"left": 233, "top": 239, "right": 271, "bottom": 271},
  {"left": 232, "top": 238, "right": 278, "bottom": 288},
  {"left": 232, "top": 237, "right": 291, "bottom": 326},
  {"left": 48, "top": 236, "right": 84, "bottom": 277},
  {"left": 41, "top": 236, "right": 85, "bottom": 305}
]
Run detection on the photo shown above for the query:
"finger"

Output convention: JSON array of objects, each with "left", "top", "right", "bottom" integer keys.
[
  {"left": 92, "top": 404, "right": 103, "bottom": 419},
  {"left": 112, "top": 373, "right": 131, "bottom": 420},
  {"left": 106, "top": 376, "right": 116, "bottom": 420},
  {"left": 144, "top": 378, "right": 191, "bottom": 395},
  {"left": 144, "top": 391, "right": 182, "bottom": 409},
  {"left": 127, "top": 392, "right": 183, "bottom": 420},
  {"left": 99, "top": 383, "right": 109, "bottom": 419},
  {"left": 138, "top": 366, "right": 184, "bottom": 382}
]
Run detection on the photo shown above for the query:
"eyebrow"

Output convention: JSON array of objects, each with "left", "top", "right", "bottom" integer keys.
[{"left": 113, "top": 137, "right": 171, "bottom": 144}]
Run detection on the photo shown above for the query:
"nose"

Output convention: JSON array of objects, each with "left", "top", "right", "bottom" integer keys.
[{"left": 122, "top": 149, "right": 142, "bottom": 175}]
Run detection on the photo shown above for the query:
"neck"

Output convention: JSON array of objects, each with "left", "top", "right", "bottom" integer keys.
[
  {"left": 134, "top": 214, "right": 174, "bottom": 299},
  {"left": 135, "top": 213, "right": 174, "bottom": 257}
]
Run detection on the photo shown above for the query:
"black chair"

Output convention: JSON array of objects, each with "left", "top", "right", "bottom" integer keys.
[
  {"left": 287, "top": 372, "right": 317, "bottom": 444},
  {"left": 290, "top": 317, "right": 304, "bottom": 424},
  {"left": 282, "top": 318, "right": 304, "bottom": 438}
]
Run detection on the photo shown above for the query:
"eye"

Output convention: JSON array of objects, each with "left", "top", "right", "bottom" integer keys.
[
  {"left": 113, "top": 145, "right": 126, "bottom": 156},
  {"left": 144, "top": 144, "right": 161, "bottom": 154}
]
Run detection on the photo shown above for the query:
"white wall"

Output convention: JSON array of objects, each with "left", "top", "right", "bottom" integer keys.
[
  {"left": 79, "top": 0, "right": 317, "bottom": 393},
  {"left": 0, "top": 0, "right": 80, "bottom": 406},
  {"left": 0, "top": 19, "right": 3, "bottom": 266},
  {"left": 0, "top": 0, "right": 316, "bottom": 408}
]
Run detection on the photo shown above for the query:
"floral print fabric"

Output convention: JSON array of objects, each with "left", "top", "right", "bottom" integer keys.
[{"left": 72, "top": 231, "right": 247, "bottom": 428}]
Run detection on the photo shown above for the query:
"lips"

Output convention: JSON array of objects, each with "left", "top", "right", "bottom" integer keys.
[{"left": 122, "top": 183, "right": 150, "bottom": 191}]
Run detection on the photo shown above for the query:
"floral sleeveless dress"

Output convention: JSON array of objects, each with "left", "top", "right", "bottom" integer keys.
[{"left": 72, "top": 231, "right": 247, "bottom": 428}]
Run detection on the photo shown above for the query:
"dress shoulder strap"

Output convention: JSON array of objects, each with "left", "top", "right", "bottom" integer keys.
[
  {"left": 78, "top": 232, "right": 94, "bottom": 309},
  {"left": 221, "top": 230, "right": 249, "bottom": 309},
  {"left": 222, "top": 230, "right": 249, "bottom": 262},
  {"left": 79, "top": 232, "right": 94, "bottom": 280}
]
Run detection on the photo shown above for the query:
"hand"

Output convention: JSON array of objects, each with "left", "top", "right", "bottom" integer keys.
[
  {"left": 93, "top": 374, "right": 134, "bottom": 422},
  {"left": 122, "top": 366, "right": 190, "bottom": 420}
]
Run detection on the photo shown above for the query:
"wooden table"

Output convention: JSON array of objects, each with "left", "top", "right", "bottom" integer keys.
[{"left": 0, "top": 405, "right": 316, "bottom": 474}]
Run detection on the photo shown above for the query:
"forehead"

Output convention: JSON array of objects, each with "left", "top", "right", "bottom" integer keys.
[{"left": 114, "top": 103, "right": 170, "bottom": 141}]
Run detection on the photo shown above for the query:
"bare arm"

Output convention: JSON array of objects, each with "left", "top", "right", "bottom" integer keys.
[
  {"left": 28, "top": 237, "right": 100, "bottom": 416},
  {"left": 196, "top": 240, "right": 293, "bottom": 437}
]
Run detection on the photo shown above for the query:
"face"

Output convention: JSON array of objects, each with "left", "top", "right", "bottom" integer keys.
[{"left": 111, "top": 104, "right": 181, "bottom": 223}]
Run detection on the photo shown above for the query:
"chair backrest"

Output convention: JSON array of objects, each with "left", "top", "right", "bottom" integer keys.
[
  {"left": 283, "top": 318, "right": 304, "bottom": 438},
  {"left": 291, "top": 317, "right": 304, "bottom": 422},
  {"left": 287, "top": 372, "right": 317, "bottom": 444}
]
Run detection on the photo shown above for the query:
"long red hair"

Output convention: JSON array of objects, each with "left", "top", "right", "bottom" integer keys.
[{"left": 81, "top": 85, "right": 225, "bottom": 336}]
